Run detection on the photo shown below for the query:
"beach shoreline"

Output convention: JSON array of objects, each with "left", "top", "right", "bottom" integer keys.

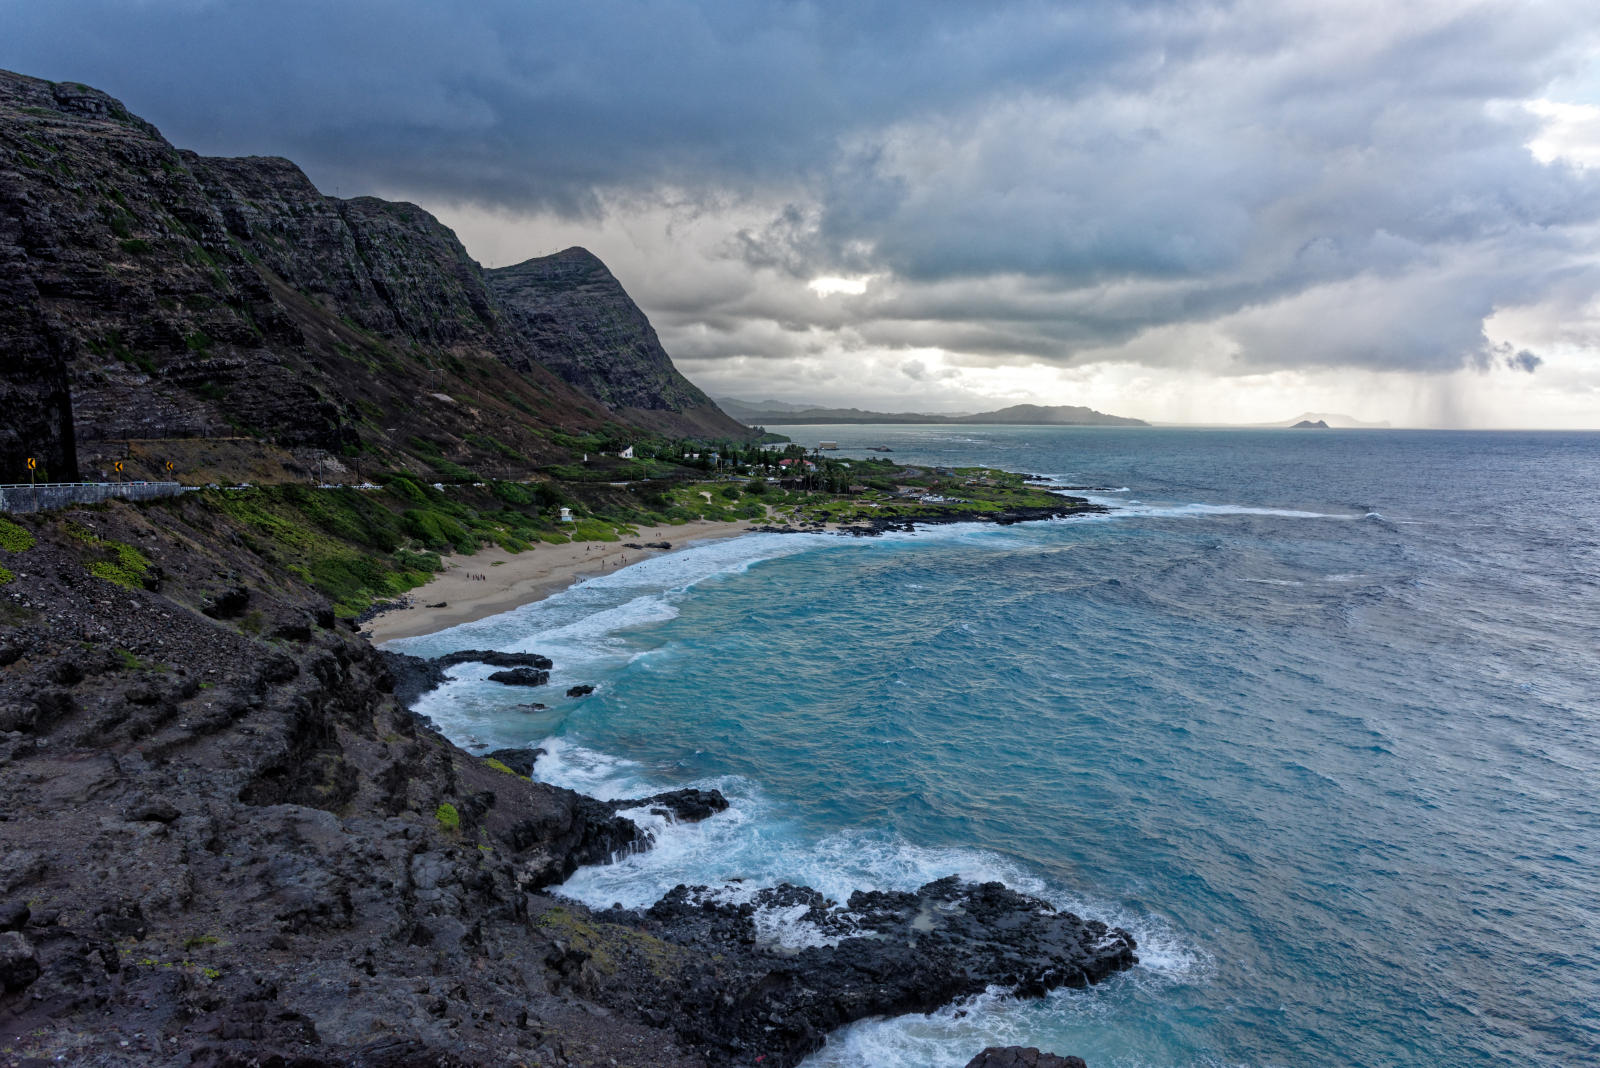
[{"left": 361, "top": 518, "right": 758, "bottom": 643}]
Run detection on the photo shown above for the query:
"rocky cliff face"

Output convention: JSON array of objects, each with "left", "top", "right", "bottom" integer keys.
[
  {"left": 0, "top": 69, "right": 750, "bottom": 485},
  {"left": 489, "top": 248, "right": 751, "bottom": 439},
  {"left": 0, "top": 498, "right": 707, "bottom": 1065}
]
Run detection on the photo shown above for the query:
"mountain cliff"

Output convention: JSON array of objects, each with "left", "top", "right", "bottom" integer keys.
[
  {"left": 0, "top": 70, "right": 750, "bottom": 484},
  {"left": 489, "top": 248, "right": 750, "bottom": 439}
]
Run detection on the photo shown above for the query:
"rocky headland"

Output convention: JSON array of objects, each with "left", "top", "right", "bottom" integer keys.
[{"left": 0, "top": 496, "right": 1133, "bottom": 1066}]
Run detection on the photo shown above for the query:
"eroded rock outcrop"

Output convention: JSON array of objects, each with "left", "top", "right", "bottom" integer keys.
[{"left": 608, "top": 877, "right": 1135, "bottom": 1066}]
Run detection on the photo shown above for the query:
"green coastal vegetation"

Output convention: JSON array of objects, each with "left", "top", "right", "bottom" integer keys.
[
  {"left": 0, "top": 430, "right": 1081, "bottom": 620},
  {"left": 157, "top": 438, "right": 1081, "bottom": 617},
  {"left": 0, "top": 516, "right": 33, "bottom": 587}
]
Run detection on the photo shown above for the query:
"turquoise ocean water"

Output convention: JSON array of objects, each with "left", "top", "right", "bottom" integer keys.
[{"left": 389, "top": 427, "right": 1600, "bottom": 1067}]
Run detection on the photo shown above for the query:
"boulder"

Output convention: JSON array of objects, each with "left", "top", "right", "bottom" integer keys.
[
  {"left": 435, "top": 649, "right": 553, "bottom": 670},
  {"left": 376, "top": 650, "right": 448, "bottom": 707},
  {"left": 200, "top": 585, "right": 251, "bottom": 619},
  {"left": 610, "top": 788, "right": 729, "bottom": 824},
  {"left": 0, "top": 901, "right": 27, "bottom": 932},
  {"left": 485, "top": 748, "right": 543, "bottom": 777},
  {"left": 488, "top": 667, "right": 550, "bottom": 687},
  {"left": 0, "top": 930, "right": 40, "bottom": 992},
  {"left": 566, "top": 684, "right": 595, "bottom": 698}
]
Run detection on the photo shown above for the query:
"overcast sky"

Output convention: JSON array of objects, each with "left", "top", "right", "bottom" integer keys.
[{"left": 8, "top": 0, "right": 1600, "bottom": 426}]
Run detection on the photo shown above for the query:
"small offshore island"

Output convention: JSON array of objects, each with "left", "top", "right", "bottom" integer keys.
[{"left": 0, "top": 70, "right": 1124, "bottom": 1067}]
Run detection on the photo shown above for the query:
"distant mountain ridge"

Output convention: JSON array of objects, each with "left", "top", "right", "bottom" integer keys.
[{"left": 719, "top": 398, "right": 1147, "bottom": 427}]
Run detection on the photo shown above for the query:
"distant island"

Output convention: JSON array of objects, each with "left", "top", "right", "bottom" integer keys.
[
  {"left": 1257, "top": 412, "right": 1390, "bottom": 429},
  {"left": 720, "top": 398, "right": 1147, "bottom": 427}
]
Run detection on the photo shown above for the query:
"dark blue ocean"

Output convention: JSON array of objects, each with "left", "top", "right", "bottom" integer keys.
[{"left": 390, "top": 427, "right": 1600, "bottom": 1067}]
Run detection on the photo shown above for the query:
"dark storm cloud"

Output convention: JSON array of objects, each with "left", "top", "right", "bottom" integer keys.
[
  {"left": 1494, "top": 343, "right": 1545, "bottom": 373},
  {"left": 2, "top": 0, "right": 1170, "bottom": 211},
  {"left": 5, "top": 0, "right": 1598, "bottom": 376}
]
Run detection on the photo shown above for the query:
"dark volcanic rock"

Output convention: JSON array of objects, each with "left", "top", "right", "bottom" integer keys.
[
  {"left": 200, "top": 585, "right": 251, "bottom": 619},
  {"left": 484, "top": 747, "right": 543, "bottom": 776},
  {"left": 828, "top": 501, "right": 1106, "bottom": 539},
  {"left": 122, "top": 795, "right": 181, "bottom": 823},
  {"left": 0, "top": 901, "right": 28, "bottom": 931},
  {"left": 0, "top": 930, "right": 40, "bottom": 992},
  {"left": 487, "top": 666, "right": 550, "bottom": 686},
  {"left": 434, "top": 648, "right": 554, "bottom": 670},
  {"left": 0, "top": 502, "right": 704, "bottom": 1066},
  {"left": 375, "top": 649, "right": 447, "bottom": 707},
  {"left": 566, "top": 684, "right": 595, "bottom": 697},
  {"left": 967, "top": 1048, "right": 1089, "bottom": 1068},
  {"left": 609, "top": 788, "right": 730, "bottom": 824},
  {"left": 610, "top": 875, "right": 1136, "bottom": 1067}
]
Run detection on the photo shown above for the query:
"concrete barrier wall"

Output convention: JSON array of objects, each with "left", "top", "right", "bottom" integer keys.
[{"left": 0, "top": 482, "right": 184, "bottom": 513}]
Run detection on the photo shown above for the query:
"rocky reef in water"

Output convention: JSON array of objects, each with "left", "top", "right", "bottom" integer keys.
[{"left": 0, "top": 496, "right": 1132, "bottom": 1065}]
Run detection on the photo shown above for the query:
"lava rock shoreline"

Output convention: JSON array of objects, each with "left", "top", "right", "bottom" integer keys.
[{"left": 0, "top": 499, "right": 1131, "bottom": 1066}]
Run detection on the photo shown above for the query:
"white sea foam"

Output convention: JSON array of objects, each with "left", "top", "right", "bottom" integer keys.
[
  {"left": 537, "top": 737, "right": 1208, "bottom": 996},
  {"left": 530, "top": 736, "right": 648, "bottom": 798},
  {"left": 1081, "top": 494, "right": 1349, "bottom": 520}
]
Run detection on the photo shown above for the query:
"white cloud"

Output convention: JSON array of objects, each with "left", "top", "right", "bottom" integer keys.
[
  {"left": 1525, "top": 99, "right": 1600, "bottom": 168},
  {"left": 807, "top": 276, "right": 871, "bottom": 297}
]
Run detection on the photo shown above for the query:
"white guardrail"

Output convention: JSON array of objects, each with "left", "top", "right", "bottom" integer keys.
[{"left": 0, "top": 481, "right": 185, "bottom": 513}]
